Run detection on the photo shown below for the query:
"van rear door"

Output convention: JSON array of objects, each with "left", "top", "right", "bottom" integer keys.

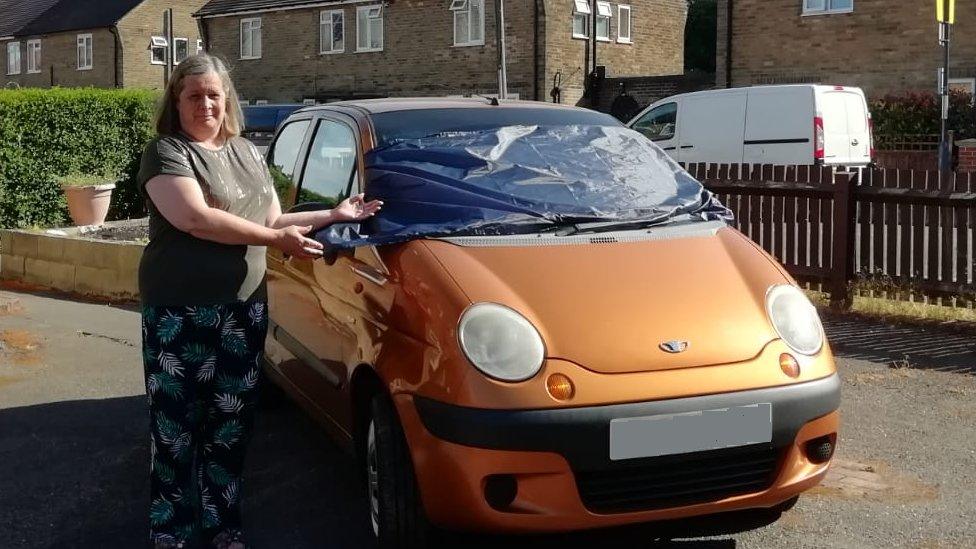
[
  {"left": 678, "top": 92, "right": 747, "bottom": 163},
  {"left": 742, "top": 86, "right": 815, "bottom": 165},
  {"left": 819, "top": 88, "right": 871, "bottom": 166}
]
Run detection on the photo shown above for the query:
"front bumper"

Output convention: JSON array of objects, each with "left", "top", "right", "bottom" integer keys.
[{"left": 396, "top": 373, "right": 840, "bottom": 533}]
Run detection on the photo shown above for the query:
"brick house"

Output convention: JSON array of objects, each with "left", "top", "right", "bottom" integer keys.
[
  {"left": 194, "top": 0, "right": 687, "bottom": 105},
  {"left": 1, "top": 0, "right": 207, "bottom": 89},
  {"left": 715, "top": 0, "right": 976, "bottom": 98}
]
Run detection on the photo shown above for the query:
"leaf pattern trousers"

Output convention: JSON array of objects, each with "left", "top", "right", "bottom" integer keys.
[{"left": 141, "top": 301, "right": 268, "bottom": 547}]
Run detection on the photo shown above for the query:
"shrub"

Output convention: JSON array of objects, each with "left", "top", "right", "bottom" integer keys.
[
  {"left": 0, "top": 88, "right": 158, "bottom": 228},
  {"left": 870, "top": 90, "right": 976, "bottom": 140}
]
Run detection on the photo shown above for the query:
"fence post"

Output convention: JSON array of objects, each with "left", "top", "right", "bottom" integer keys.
[{"left": 830, "top": 171, "right": 856, "bottom": 309}]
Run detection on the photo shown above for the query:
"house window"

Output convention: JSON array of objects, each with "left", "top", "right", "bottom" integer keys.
[
  {"left": 7, "top": 42, "right": 21, "bottom": 75},
  {"left": 196, "top": 39, "right": 204, "bottom": 54},
  {"left": 174, "top": 37, "right": 189, "bottom": 64},
  {"left": 241, "top": 17, "right": 262, "bottom": 59},
  {"left": 949, "top": 78, "right": 976, "bottom": 94},
  {"left": 77, "top": 34, "right": 93, "bottom": 70},
  {"left": 150, "top": 36, "right": 167, "bottom": 64},
  {"left": 357, "top": 5, "right": 383, "bottom": 52},
  {"left": 26, "top": 40, "right": 41, "bottom": 73},
  {"left": 617, "top": 5, "right": 632, "bottom": 43},
  {"left": 803, "top": 0, "right": 853, "bottom": 14},
  {"left": 572, "top": 0, "right": 590, "bottom": 38},
  {"left": 451, "top": 0, "right": 484, "bottom": 47},
  {"left": 320, "top": 10, "right": 344, "bottom": 53},
  {"left": 596, "top": 1, "right": 612, "bottom": 41}
]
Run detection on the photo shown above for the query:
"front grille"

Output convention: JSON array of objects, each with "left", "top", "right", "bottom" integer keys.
[{"left": 575, "top": 444, "right": 782, "bottom": 514}]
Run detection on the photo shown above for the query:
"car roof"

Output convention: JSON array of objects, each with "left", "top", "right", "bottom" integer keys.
[{"left": 297, "top": 97, "right": 594, "bottom": 116}]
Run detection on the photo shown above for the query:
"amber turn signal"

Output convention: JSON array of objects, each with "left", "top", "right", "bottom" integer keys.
[
  {"left": 780, "top": 353, "right": 801, "bottom": 378},
  {"left": 546, "top": 373, "right": 575, "bottom": 401}
]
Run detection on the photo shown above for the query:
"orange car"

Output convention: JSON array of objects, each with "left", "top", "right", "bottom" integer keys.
[{"left": 262, "top": 98, "right": 839, "bottom": 548}]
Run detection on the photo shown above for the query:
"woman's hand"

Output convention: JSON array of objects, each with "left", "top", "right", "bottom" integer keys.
[
  {"left": 332, "top": 194, "right": 383, "bottom": 223},
  {"left": 273, "top": 225, "right": 324, "bottom": 258}
]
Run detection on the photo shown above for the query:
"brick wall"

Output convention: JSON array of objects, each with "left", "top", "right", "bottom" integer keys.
[
  {"left": 593, "top": 72, "right": 714, "bottom": 118},
  {"left": 541, "top": 0, "right": 687, "bottom": 106},
  {"left": 716, "top": 0, "right": 976, "bottom": 98},
  {"left": 958, "top": 139, "right": 976, "bottom": 172},
  {"left": 201, "top": 0, "right": 686, "bottom": 104},
  {"left": 118, "top": 0, "right": 208, "bottom": 89},
  {"left": 2, "top": 29, "right": 117, "bottom": 88}
]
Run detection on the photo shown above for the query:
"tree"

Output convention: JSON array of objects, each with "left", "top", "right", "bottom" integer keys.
[{"left": 685, "top": 0, "right": 717, "bottom": 74}]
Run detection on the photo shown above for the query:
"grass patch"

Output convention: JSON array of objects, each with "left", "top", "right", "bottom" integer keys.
[{"left": 806, "top": 289, "right": 976, "bottom": 324}]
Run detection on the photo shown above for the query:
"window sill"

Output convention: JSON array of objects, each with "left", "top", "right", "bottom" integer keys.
[
  {"left": 572, "top": 34, "right": 589, "bottom": 40},
  {"left": 240, "top": 55, "right": 262, "bottom": 60},
  {"left": 453, "top": 41, "right": 485, "bottom": 48},
  {"left": 6, "top": 72, "right": 21, "bottom": 76},
  {"left": 77, "top": 66, "right": 92, "bottom": 71},
  {"left": 150, "top": 60, "right": 165, "bottom": 65},
  {"left": 356, "top": 47, "right": 383, "bottom": 53},
  {"left": 596, "top": 37, "right": 611, "bottom": 42},
  {"left": 320, "top": 49, "right": 345, "bottom": 55},
  {"left": 801, "top": 8, "right": 853, "bottom": 16},
  {"left": 616, "top": 38, "right": 633, "bottom": 44},
  {"left": 26, "top": 69, "right": 41, "bottom": 74}
]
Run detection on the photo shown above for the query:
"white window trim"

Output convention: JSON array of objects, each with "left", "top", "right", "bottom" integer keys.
[
  {"left": 26, "top": 39, "right": 41, "bottom": 73},
  {"left": 572, "top": 0, "right": 590, "bottom": 40},
  {"left": 451, "top": 0, "right": 485, "bottom": 47},
  {"left": 320, "top": 9, "right": 345, "bottom": 54},
  {"left": 173, "top": 37, "right": 189, "bottom": 64},
  {"left": 240, "top": 17, "right": 262, "bottom": 59},
  {"left": 802, "top": 0, "right": 853, "bottom": 16},
  {"left": 77, "top": 33, "right": 93, "bottom": 70},
  {"left": 617, "top": 5, "right": 632, "bottom": 44},
  {"left": 196, "top": 38, "right": 204, "bottom": 54},
  {"left": 356, "top": 5, "right": 383, "bottom": 53},
  {"left": 7, "top": 42, "right": 21, "bottom": 75},
  {"left": 596, "top": 1, "right": 612, "bottom": 42},
  {"left": 572, "top": 14, "right": 589, "bottom": 39},
  {"left": 949, "top": 77, "right": 976, "bottom": 93},
  {"left": 149, "top": 35, "right": 167, "bottom": 65}
]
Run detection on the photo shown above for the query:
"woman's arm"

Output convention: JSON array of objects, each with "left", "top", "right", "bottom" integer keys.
[
  {"left": 146, "top": 174, "right": 323, "bottom": 258},
  {"left": 266, "top": 192, "right": 383, "bottom": 230}
]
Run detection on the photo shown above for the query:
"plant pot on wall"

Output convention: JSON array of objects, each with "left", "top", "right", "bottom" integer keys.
[{"left": 58, "top": 174, "right": 117, "bottom": 226}]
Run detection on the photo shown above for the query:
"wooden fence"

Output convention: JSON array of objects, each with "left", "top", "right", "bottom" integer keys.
[{"left": 682, "top": 163, "right": 976, "bottom": 308}]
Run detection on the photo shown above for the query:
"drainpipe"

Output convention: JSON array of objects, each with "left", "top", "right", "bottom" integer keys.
[
  {"left": 533, "top": 0, "right": 541, "bottom": 101},
  {"left": 725, "top": 0, "right": 733, "bottom": 88},
  {"left": 110, "top": 24, "right": 122, "bottom": 88}
]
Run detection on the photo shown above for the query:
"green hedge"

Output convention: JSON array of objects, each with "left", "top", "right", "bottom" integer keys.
[
  {"left": 0, "top": 88, "right": 158, "bottom": 228},
  {"left": 870, "top": 90, "right": 976, "bottom": 140}
]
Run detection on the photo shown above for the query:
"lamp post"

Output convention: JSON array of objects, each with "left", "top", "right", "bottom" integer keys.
[{"left": 937, "top": 0, "right": 955, "bottom": 172}]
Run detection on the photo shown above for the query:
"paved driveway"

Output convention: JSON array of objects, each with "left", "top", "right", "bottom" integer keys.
[{"left": 1, "top": 287, "right": 974, "bottom": 548}]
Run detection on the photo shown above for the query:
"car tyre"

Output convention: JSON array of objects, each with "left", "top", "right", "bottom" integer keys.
[{"left": 368, "top": 394, "right": 432, "bottom": 549}]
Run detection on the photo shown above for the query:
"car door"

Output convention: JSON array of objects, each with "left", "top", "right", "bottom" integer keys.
[
  {"left": 819, "top": 90, "right": 870, "bottom": 165},
  {"left": 629, "top": 101, "right": 680, "bottom": 159},
  {"left": 268, "top": 113, "right": 366, "bottom": 438},
  {"left": 678, "top": 93, "right": 747, "bottom": 164}
]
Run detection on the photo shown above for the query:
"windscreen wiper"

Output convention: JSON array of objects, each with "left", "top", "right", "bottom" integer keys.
[{"left": 547, "top": 218, "right": 670, "bottom": 236}]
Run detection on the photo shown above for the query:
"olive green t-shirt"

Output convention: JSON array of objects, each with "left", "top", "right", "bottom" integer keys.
[{"left": 137, "top": 134, "right": 274, "bottom": 306}]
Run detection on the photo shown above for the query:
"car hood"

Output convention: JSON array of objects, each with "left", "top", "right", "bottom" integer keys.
[{"left": 421, "top": 223, "right": 789, "bottom": 374}]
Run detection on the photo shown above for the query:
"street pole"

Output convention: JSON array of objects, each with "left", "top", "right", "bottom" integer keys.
[
  {"left": 163, "top": 9, "right": 174, "bottom": 86},
  {"left": 939, "top": 21, "right": 951, "bottom": 172},
  {"left": 590, "top": 0, "right": 599, "bottom": 108},
  {"left": 495, "top": 0, "right": 508, "bottom": 99}
]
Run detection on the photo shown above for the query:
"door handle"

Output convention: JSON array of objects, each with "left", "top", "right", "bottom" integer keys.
[{"left": 351, "top": 264, "right": 387, "bottom": 286}]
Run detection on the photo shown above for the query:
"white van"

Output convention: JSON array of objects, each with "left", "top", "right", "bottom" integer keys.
[{"left": 627, "top": 84, "right": 873, "bottom": 167}]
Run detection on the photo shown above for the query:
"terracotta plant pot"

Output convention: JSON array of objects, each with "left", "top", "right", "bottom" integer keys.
[{"left": 63, "top": 184, "right": 115, "bottom": 226}]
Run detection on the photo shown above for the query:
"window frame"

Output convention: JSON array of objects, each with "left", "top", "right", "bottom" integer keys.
[
  {"left": 149, "top": 35, "right": 167, "bottom": 65},
  {"left": 451, "top": 0, "right": 485, "bottom": 47},
  {"left": 197, "top": 38, "right": 204, "bottom": 54},
  {"left": 320, "top": 9, "right": 345, "bottom": 54},
  {"left": 77, "top": 33, "right": 93, "bottom": 70},
  {"left": 949, "top": 77, "right": 976, "bottom": 94},
  {"left": 295, "top": 116, "right": 361, "bottom": 207},
  {"left": 173, "top": 37, "right": 189, "bottom": 64},
  {"left": 802, "top": 0, "right": 853, "bottom": 15},
  {"left": 632, "top": 102, "right": 678, "bottom": 142},
  {"left": 26, "top": 39, "right": 41, "bottom": 73},
  {"left": 240, "top": 17, "right": 262, "bottom": 60},
  {"left": 267, "top": 117, "right": 314, "bottom": 210},
  {"left": 572, "top": 0, "right": 590, "bottom": 39},
  {"left": 617, "top": 5, "right": 632, "bottom": 44},
  {"left": 595, "top": 1, "right": 612, "bottom": 42},
  {"left": 7, "top": 42, "right": 21, "bottom": 75},
  {"left": 356, "top": 5, "right": 384, "bottom": 53}
]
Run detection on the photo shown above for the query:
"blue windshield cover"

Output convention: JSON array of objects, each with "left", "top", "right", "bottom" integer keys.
[{"left": 315, "top": 125, "right": 732, "bottom": 248}]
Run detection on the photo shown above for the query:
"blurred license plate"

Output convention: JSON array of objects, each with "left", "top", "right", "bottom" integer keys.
[{"left": 609, "top": 403, "right": 772, "bottom": 461}]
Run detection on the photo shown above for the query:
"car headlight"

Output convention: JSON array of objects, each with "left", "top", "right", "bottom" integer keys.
[
  {"left": 765, "top": 285, "right": 824, "bottom": 356},
  {"left": 458, "top": 303, "right": 545, "bottom": 382}
]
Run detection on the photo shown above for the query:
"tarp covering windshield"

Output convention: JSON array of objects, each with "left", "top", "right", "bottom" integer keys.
[{"left": 315, "top": 124, "right": 732, "bottom": 249}]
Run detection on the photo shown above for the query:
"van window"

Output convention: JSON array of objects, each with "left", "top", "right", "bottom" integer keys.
[
  {"left": 632, "top": 103, "right": 676, "bottom": 141},
  {"left": 268, "top": 119, "right": 310, "bottom": 206},
  {"left": 298, "top": 119, "right": 357, "bottom": 207}
]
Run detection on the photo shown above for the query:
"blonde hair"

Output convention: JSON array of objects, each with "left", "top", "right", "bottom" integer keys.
[{"left": 155, "top": 53, "right": 244, "bottom": 138}]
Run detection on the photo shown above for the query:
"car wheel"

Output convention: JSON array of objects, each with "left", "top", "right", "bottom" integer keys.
[{"left": 368, "top": 394, "right": 431, "bottom": 549}]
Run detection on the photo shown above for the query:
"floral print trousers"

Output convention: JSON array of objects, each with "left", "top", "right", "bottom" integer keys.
[{"left": 141, "top": 301, "right": 268, "bottom": 547}]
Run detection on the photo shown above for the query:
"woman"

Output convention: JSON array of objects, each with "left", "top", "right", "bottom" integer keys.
[{"left": 138, "top": 54, "right": 380, "bottom": 549}]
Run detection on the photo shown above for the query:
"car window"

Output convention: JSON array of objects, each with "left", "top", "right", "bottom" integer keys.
[
  {"left": 267, "top": 119, "right": 310, "bottom": 207},
  {"left": 632, "top": 102, "right": 677, "bottom": 141},
  {"left": 298, "top": 119, "right": 357, "bottom": 207}
]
